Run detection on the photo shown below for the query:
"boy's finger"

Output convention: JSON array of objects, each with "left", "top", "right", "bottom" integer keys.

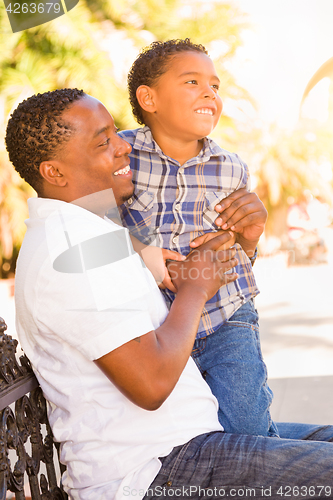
[
  {"left": 163, "top": 249, "right": 186, "bottom": 261},
  {"left": 162, "top": 271, "right": 178, "bottom": 293},
  {"left": 201, "top": 231, "right": 234, "bottom": 252}
]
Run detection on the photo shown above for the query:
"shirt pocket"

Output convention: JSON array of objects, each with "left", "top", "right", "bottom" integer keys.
[
  {"left": 202, "top": 190, "right": 231, "bottom": 229},
  {"left": 125, "top": 191, "right": 156, "bottom": 243},
  {"left": 128, "top": 190, "right": 155, "bottom": 212}
]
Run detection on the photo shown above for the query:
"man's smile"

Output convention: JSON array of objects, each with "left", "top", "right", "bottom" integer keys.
[{"left": 113, "top": 164, "right": 131, "bottom": 176}]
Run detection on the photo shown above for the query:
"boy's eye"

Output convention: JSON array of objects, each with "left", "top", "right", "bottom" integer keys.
[
  {"left": 186, "top": 80, "right": 197, "bottom": 85},
  {"left": 212, "top": 84, "right": 220, "bottom": 91}
]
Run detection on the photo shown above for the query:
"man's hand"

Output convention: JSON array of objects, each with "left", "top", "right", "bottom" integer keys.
[
  {"left": 166, "top": 232, "right": 238, "bottom": 299},
  {"left": 214, "top": 189, "right": 267, "bottom": 257}
]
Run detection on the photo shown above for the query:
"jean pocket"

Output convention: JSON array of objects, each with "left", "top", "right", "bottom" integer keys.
[{"left": 227, "top": 300, "right": 259, "bottom": 328}]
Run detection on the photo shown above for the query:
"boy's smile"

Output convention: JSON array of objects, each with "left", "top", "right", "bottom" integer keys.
[{"left": 141, "top": 51, "right": 223, "bottom": 163}]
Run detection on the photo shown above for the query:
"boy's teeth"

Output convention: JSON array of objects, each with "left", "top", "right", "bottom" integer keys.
[
  {"left": 195, "top": 108, "right": 213, "bottom": 115},
  {"left": 114, "top": 165, "right": 130, "bottom": 176}
]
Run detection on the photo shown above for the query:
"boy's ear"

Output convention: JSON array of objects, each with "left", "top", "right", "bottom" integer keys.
[
  {"left": 39, "top": 161, "right": 67, "bottom": 187},
  {"left": 136, "top": 85, "right": 157, "bottom": 114}
]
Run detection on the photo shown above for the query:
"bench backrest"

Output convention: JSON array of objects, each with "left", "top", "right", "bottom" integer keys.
[{"left": 0, "top": 315, "right": 68, "bottom": 500}]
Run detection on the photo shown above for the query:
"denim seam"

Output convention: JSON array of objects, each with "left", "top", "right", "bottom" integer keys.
[
  {"left": 165, "top": 439, "right": 193, "bottom": 483},
  {"left": 192, "top": 337, "right": 207, "bottom": 356},
  {"left": 225, "top": 321, "right": 259, "bottom": 331}
]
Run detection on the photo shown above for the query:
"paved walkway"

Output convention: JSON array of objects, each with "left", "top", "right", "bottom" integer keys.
[{"left": 255, "top": 248, "right": 333, "bottom": 425}]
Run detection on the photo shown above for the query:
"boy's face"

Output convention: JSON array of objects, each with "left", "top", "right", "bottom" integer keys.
[{"left": 147, "top": 51, "right": 223, "bottom": 142}]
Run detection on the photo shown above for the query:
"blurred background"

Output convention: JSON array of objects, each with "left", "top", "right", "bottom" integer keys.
[{"left": 0, "top": 0, "right": 333, "bottom": 423}]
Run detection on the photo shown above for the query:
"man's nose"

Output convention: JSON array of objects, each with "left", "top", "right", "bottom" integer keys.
[{"left": 115, "top": 137, "right": 132, "bottom": 156}]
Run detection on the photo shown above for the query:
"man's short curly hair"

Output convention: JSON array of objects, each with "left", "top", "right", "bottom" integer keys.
[
  {"left": 128, "top": 38, "right": 208, "bottom": 125},
  {"left": 5, "top": 88, "right": 85, "bottom": 193}
]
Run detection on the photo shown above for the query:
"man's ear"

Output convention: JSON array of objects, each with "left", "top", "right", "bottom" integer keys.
[
  {"left": 136, "top": 85, "right": 157, "bottom": 114},
  {"left": 39, "top": 161, "right": 67, "bottom": 187}
]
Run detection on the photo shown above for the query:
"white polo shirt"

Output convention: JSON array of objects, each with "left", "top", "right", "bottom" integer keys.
[{"left": 15, "top": 198, "right": 222, "bottom": 500}]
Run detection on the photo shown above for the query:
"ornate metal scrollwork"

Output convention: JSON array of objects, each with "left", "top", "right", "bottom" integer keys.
[{"left": 0, "top": 316, "right": 68, "bottom": 499}]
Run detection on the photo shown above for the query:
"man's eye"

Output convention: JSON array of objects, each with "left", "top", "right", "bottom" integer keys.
[{"left": 100, "top": 138, "right": 110, "bottom": 146}]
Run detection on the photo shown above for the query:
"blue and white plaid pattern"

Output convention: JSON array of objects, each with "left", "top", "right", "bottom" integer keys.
[{"left": 118, "top": 127, "right": 259, "bottom": 338}]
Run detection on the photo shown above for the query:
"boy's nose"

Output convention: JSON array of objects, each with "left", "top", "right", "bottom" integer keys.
[{"left": 203, "top": 87, "right": 216, "bottom": 99}]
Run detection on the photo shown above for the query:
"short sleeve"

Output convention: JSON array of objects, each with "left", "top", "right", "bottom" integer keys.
[{"left": 34, "top": 211, "right": 164, "bottom": 360}]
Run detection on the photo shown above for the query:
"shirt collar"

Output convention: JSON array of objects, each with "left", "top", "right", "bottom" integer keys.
[
  {"left": 133, "top": 126, "right": 227, "bottom": 166},
  {"left": 27, "top": 197, "right": 102, "bottom": 221}
]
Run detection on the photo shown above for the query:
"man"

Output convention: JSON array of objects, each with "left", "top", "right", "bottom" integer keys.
[{"left": 6, "top": 89, "right": 333, "bottom": 500}]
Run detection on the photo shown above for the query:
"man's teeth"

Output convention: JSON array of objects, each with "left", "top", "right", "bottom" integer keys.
[
  {"left": 195, "top": 108, "right": 213, "bottom": 115},
  {"left": 114, "top": 165, "right": 130, "bottom": 176}
]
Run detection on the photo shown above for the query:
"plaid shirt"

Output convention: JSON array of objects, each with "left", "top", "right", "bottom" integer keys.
[{"left": 118, "top": 127, "right": 259, "bottom": 338}]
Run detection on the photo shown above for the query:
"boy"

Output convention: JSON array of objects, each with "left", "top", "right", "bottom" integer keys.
[{"left": 118, "top": 39, "right": 277, "bottom": 436}]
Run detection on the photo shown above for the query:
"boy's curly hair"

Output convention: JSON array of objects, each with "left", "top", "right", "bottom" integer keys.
[
  {"left": 5, "top": 88, "right": 85, "bottom": 193},
  {"left": 128, "top": 38, "right": 208, "bottom": 125}
]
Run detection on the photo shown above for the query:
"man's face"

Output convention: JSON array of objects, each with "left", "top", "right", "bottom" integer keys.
[
  {"left": 57, "top": 95, "right": 133, "bottom": 206},
  {"left": 148, "top": 51, "right": 223, "bottom": 142}
]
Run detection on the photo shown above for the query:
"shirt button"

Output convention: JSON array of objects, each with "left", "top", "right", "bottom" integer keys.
[
  {"left": 167, "top": 481, "right": 172, "bottom": 487},
  {"left": 127, "top": 198, "right": 133, "bottom": 205},
  {"left": 174, "top": 204, "right": 180, "bottom": 212},
  {"left": 172, "top": 236, "right": 178, "bottom": 243}
]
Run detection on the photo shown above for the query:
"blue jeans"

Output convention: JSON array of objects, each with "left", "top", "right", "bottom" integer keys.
[
  {"left": 144, "top": 423, "right": 333, "bottom": 500},
  {"left": 192, "top": 300, "right": 278, "bottom": 436}
]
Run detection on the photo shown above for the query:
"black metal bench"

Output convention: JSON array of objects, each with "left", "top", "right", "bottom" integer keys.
[{"left": 0, "top": 316, "right": 68, "bottom": 500}]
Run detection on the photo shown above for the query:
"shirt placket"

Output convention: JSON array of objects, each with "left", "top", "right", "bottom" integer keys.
[{"left": 169, "top": 165, "right": 188, "bottom": 253}]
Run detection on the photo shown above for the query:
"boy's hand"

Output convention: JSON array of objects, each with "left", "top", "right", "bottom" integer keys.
[
  {"left": 160, "top": 249, "right": 186, "bottom": 292},
  {"left": 130, "top": 234, "right": 185, "bottom": 292},
  {"left": 166, "top": 232, "right": 238, "bottom": 299},
  {"left": 214, "top": 189, "right": 267, "bottom": 256},
  {"left": 189, "top": 230, "right": 236, "bottom": 251}
]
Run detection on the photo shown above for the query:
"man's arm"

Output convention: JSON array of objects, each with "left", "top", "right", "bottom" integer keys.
[{"left": 95, "top": 233, "right": 238, "bottom": 411}]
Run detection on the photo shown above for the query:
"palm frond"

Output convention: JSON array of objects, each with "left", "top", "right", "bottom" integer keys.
[{"left": 301, "top": 57, "right": 333, "bottom": 104}]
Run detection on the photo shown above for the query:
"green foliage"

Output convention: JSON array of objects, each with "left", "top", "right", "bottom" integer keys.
[{"left": 0, "top": 0, "right": 252, "bottom": 276}]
